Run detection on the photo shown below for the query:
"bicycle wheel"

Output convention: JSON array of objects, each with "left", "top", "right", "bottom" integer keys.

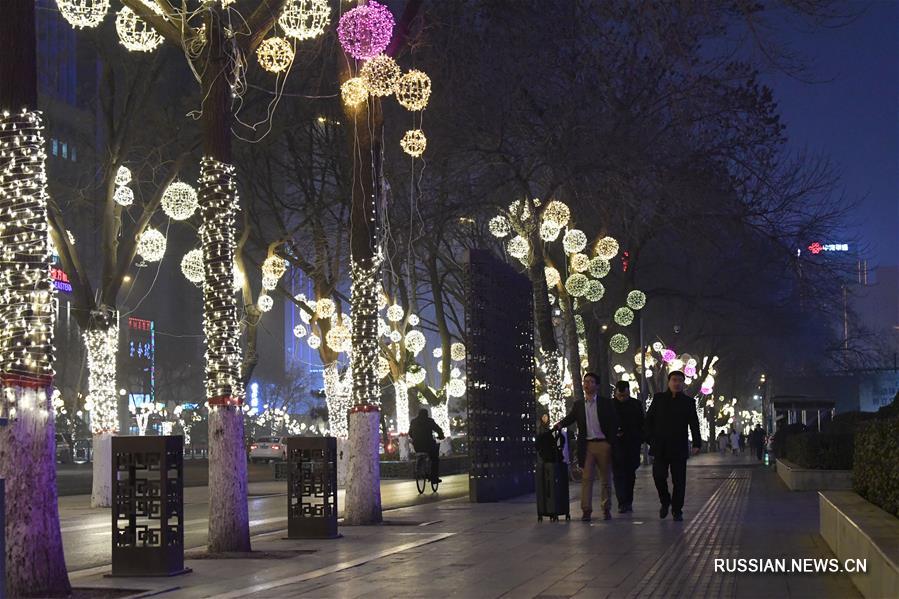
[
  {"left": 430, "top": 480, "right": 439, "bottom": 493},
  {"left": 416, "top": 476, "right": 426, "bottom": 494}
]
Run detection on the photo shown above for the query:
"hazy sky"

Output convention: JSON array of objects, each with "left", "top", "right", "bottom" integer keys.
[{"left": 763, "top": 1, "right": 898, "bottom": 267}]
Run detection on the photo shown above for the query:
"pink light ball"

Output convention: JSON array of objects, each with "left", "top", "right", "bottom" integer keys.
[
  {"left": 700, "top": 385, "right": 713, "bottom": 395},
  {"left": 338, "top": 1, "right": 395, "bottom": 60},
  {"left": 684, "top": 364, "right": 697, "bottom": 377},
  {"left": 662, "top": 349, "right": 676, "bottom": 363}
]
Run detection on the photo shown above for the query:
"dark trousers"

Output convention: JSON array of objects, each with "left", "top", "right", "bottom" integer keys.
[
  {"left": 417, "top": 443, "right": 440, "bottom": 482},
  {"left": 652, "top": 455, "right": 687, "bottom": 513},
  {"left": 756, "top": 444, "right": 764, "bottom": 460},
  {"left": 612, "top": 446, "right": 640, "bottom": 508}
]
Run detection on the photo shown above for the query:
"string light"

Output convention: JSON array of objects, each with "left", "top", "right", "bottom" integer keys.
[
  {"left": 257, "top": 37, "right": 295, "bottom": 74},
  {"left": 544, "top": 266, "right": 560, "bottom": 288},
  {"left": 83, "top": 325, "right": 118, "bottom": 433},
  {"left": 115, "top": 165, "right": 132, "bottom": 186},
  {"left": 565, "top": 273, "right": 588, "bottom": 297},
  {"left": 279, "top": 0, "right": 330, "bottom": 40},
  {"left": 404, "top": 330, "right": 425, "bottom": 355},
  {"left": 199, "top": 158, "right": 243, "bottom": 405},
  {"left": 595, "top": 236, "right": 620, "bottom": 260},
  {"left": 570, "top": 253, "right": 589, "bottom": 272},
  {"left": 337, "top": 0, "right": 394, "bottom": 60},
  {"left": 136, "top": 227, "right": 166, "bottom": 262},
  {"left": 114, "top": 185, "right": 133, "bottom": 206},
  {"left": 562, "top": 229, "right": 587, "bottom": 254},
  {"left": 489, "top": 215, "right": 510, "bottom": 238},
  {"left": 539, "top": 221, "right": 560, "bottom": 242},
  {"left": 610, "top": 334, "right": 629, "bottom": 354},
  {"left": 181, "top": 248, "right": 204, "bottom": 283},
  {"left": 588, "top": 257, "right": 610, "bottom": 278},
  {"left": 257, "top": 293, "right": 273, "bottom": 313},
  {"left": 326, "top": 323, "right": 352, "bottom": 353},
  {"left": 626, "top": 290, "right": 646, "bottom": 310},
  {"left": 361, "top": 54, "right": 401, "bottom": 96},
  {"left": 396, "top": 70, "right": 432, "bottom": 111},
  {"left": 115, "top": 7, "right": 163, "bottom": 52},
  {"left": 584, "top": 280, "right": 605, "bottom": 302},
  {"left": 57, "top": 0, "right": 109, "bottom": 29},
  {"left": 315, "top": 297, "right": 335, "bottom": 319},
  {"left": 400, "top": 129, "right": 427, "bottom": 157},
  {"left": 542, "top": 200, "right": 570, "bottom": 227},
  {"left": 507, "top": 235, "right": 528, "bottom": 259},
  {"left": 450, "top": 342, "right": 466, "bottom": 362},
  {"left": 341, "top": 77, "right": 368, "bottom": 108},
  {"left": 293, "top": 324, "right": 307, "bottom": 338},
  {"left": 161, "top": 181, "right": 199, "bottom": 220},
  {"left": 543, "top": 350, "right": 565, "bottom": 423},
  {"left": 350, "top": 258, "right": 382, "bottom": 407},
  {"left": 614, "top": 306, "right": 634, "bottom": 326},
  {"left": 386, "top": 303, "right": 404, "bottom": 323},
  {"left": 322, "top": 363, "right": 350, "bottom": 438},
  {"left": 233, "top": 263, "right": 245, "bottom": 291},
  {"left": 394, "top": 379, "right": 409, "bottom": 433}
]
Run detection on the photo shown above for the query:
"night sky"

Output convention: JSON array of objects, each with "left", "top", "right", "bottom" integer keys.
[{"left": 765, "top": 1, "right": 898, "bottom": 268}]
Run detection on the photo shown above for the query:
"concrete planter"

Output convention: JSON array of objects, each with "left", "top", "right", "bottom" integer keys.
[
  {"left": 776, "top": 458, "right": 853, "bottom": 491},
  {"left": 820, "top": 491, "right": 899, "bottom": 599}
]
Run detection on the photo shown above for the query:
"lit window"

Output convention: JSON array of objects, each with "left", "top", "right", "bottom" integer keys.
[
  {"left": 61, "top": 142, "right": 67, "bottom": 159},
  {"left": 71, "top": 146, "right": 76, "bottom": 161},
  {"left": 51, "top": 138, "right": 58, "bottom": 156}
]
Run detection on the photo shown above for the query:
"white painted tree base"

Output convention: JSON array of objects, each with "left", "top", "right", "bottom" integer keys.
[
  {"left": 0, "top": 386, "right": 71, "bottom": 596},
  {"left": 343, "top": 410, "right": 382, "bottom": 525},
  {"left": 90, "top": 432, "right": 112, "bottom": 508},
  {"left": 336, "top": 437, "right": 349, "bottom": 486},
  {"left": 207, "top": 406, "right": 251, "bottom": 552}
]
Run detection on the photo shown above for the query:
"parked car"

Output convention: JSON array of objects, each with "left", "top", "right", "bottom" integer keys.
[
  {"left": 248, "top": 437, "right": 287, "bottom": 463},
  {"left": 55, "top": 434, "right": 72, "bottom": 464}
]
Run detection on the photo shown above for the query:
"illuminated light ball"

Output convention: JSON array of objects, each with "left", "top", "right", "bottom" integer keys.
[
  {"left": 565, "top": 273, "right": 589, "bottom": 297},
  {"left": 115, "top": 7, "right": 163, "bottom": 52},
  {"left": 450, "top": 342, "right": 466, "bottom": 362},
  {"left": 652, "top": 341, "right": 664, "bottom": 352},
  {"left": 57, "top": 0, "right": 109, "bottom": 28},
  {"left": 408, "top": 314, "right": 420, "bottom": 326},
  {"left": 307, "top": 334, "right": 321, "bottom": 349},
  {"left": 562, "top": 229, "right": 587, "bottom": 254},
  {"left": 256, "top": 37, "right": 295, "bottom": 73},
  {"left": 386, "top": 303, "right": 404, "bottom": 323},
  {"left": 396, "top": 69, "right": 431, "bottom": 111},
  {"left": 570, "top": 253, "right": 589, "bottom": 272},
  {"left": 115, "top": 165, "right": 132, "bottom": 186},
  {"left": 686, "top": 358, "right": 698, "bottom": 367},
  {"left": 447, "top": 378, "right": 466, "bottom": 398},
  {"left": 326, "top": 324, "right": 352, "bottom": 353},
  {"left": 378, "top": 356, "right": 390, "bottom": 379},
  {"left": 257, "top": 294, "right": 274, "bottom": 312},
  {"left": 337, "top": 0, "right": 394, "bottom": 60},
  {"left": 360, "top": 54, "right": 401, "bottom": 96},
  {"left": 700, "top": 385, "right": 713, "bottom": 395},
  {"left": 645, "top": 369, "right": 654, "bottom": 378},
  {"left": 544, "top": 266, "right": 560, "bottom": 288},
  {"left": 404, "top": 330, "right": 426, "bottom": 355},
  {"left": 538, "top": 393, "right": 549, "bottom": 405},
  {"left": 406, "top": 367, "right": 426, "bottom": 386},
  {"left": 341, "top": 77, "right": 368, "bottom": 108},
  {"left": 279, "top": 0, "right": 330, "bottom": 40},
  {"left": 539, "top": 220, "right": 561, "bottom": 242},
  {"left": 262, "top": 274, "right": 278, "bottom": 291},
  {"left": 542, "top": 200, "right": 570, "bottom": 227},
  {"left": 588, "top": 257, "right": 610, "bottom": 279},
  {"left": 614, "top": 306, "right": 635, "bottom": 326},
  {"left": 180, "top": 248, "right": 204, "bottom": 283},
  {"left": 507, "top": 235, "right": 529, "bottom": 259},
  {"left": 136, "top": 227, "right": 166, "bottom": 262},
  {"left": 489, "top": 215, "right": 511, "bottom": 238},
  {"left": 389, "top": 330, "right": 402, "bottom": 344},
  {"left": 262, "top": 254, "right": 287, "bottom": 279},
  {"left": 315, "top": 298, "right": 335, "bottom": 319},
  {"left": 595, "top": 236, "right": 619, "bottom": 260},
  {"left": 609, "top": 334, "right": 629, "bottom": 354},
  {"left": 702, "top": 375, "right": 715, "bottom": 388},
  {"left": 161, "top": 181, "right": 199, "bottom": 220},
  {"left": 432, "top": 347, "right": 442, "bottom": 359},
  {"left": 684, "top": 377, "right": 693, "bottom": 386},
  {"left": 113, "top": 185, "right": 134, "bottom": 206},
  {"left": 293, "top": 324, "right": 307, "bottom": 338},
  {"left": 400, "top": 129, "right": 427, "bottom": 157},
  {"left": 670, "top": 358, "right": 684, "bottom": 372},
  {"left": 626, "top": 290, "right": 647, "bottom": 311},
  {"left": 684, "top": 364, "right": 697, "bottom": 378},
  {"left": 584, "top": 279, "right": 605, "bottom": 302},
  {"left": 662, "top": 349, "right": 676, "bottom": 363}
]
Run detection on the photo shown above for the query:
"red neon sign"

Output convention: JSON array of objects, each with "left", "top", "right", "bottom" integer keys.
[{"left": 128, "top": 317, "right": 152, "bottom": 331}]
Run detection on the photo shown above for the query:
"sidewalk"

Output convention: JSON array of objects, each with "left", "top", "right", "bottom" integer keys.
[{"left": 69, "top": 454, "right": 862, "bottom": 598}]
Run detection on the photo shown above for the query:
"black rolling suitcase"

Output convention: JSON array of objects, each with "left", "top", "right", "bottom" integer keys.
[{"left": 535, "top": 430, "right": 570, "bottom": 522}]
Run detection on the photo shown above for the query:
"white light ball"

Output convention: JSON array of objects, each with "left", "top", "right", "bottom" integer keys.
[
  {"left": 627, "top": 290, "right": 647, "bottom": 310},
  {"left": 257, "top": 36, "right": 295, "bottom": 73},
  {"left": 539, "top": 221, "right": 561, "bottom": 242},
  {"left": 407, "top": 367, "right": 426, "bottom": 386},
  {"left": 114, "top": 186, "right": 134, "bottom": 206},
  {"left": 400, "top": 129, "right": 427, "bottom": 157},
  {"left": 595, "top": 236, "right": 620, "bottom": 260},
  {"left": 116, "top": 7, "right": 163, "bottom": 52},
  {"left": 507, "top": 235, "right": 529, "bottom": 259},
  {"left": 262, "top": 274, "right": 279, "bottom": 291},
  {"left": 610, "top": 334, "right": 629, "bottom": 354},
  {"left": 315, "top": 298, "right": 335, "bottom": 319},
  {"left": 279, "top": 0, "right": 330, "bottom": 40},
  {"left": 181, "top": 248, "right": 204, "bottom": 283},
  {"left": 386, "top": 303, "right": 404, "bottom": 323},
  {"left": 378, "top": 356, "right": 390, "bottom": 379},
  {"left": 307, "top": 334, "right": 321, "bottom": 349},
  {"left": 396, "top": 69, "right": 432, "bottom": 111},
  {"left": 136, "top": 227, "right": 166, "bottom": 262},
  {"left": 389, "top": 330, "right": 402, "bottom": 344},
  {"left": 489, "top": 215, "right": 511, "bottom": 238},
  {"left": 589, "top": 257, "right": 611, "bottom": 278},
  {"left": 293, "top": 324, "right": 307, "bottom": 338},
  {"left": 544, "top": 266, "right": 560, "bottom": 288},
  {"left": 450, "top": 342, "right": 466, "bottom": 362},
  {"left": 570, "top": 253, "right": 589, "bottom": 272},
  {"left": 360, "top": 54, "right": 401, "bottom": 96},
  {"left": 404, "top": 330, "right": 426, "bottom": 355},
  {"left": 162, "top": 181, "right": 199, "bottom": 220},
  {"left": 326, "top": 324, "right": 352, "bottom": 353},
  {"left": 447, "top": 378, "right": 466, "bottom": 398},
  {"left": 58, "top": 0, "right": 109, "bottom": 29},
  {"left": 114, "top": 165, "right": 132, "bottom": 186},
  {"left": 408, "top": 314, "right": 420, "bottom": 326},
  {"left": 262, "top": 254, "right": 287, "bottom": 279},
  {"left": 565, "top": 273, "right": 588, "bottom": 297},
  {"left": 542, "top": 200, "right": 570, "bottom": 227},
  {"left": 562, "top": 229, "right": 587, "bottom": 254},
  {"left": 258, "top": 294, "right": 274, "bottom": 313},
  {"left": 432, "top": 347, "right": 443, "bottom": 359}
]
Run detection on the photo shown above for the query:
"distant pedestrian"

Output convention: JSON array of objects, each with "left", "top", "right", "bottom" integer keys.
[
  {"left": 644, "top": 371, "right": 702, "bottom": 522},
  {"left": 751, "top": 424, "right": 767, "bottom": 460},
  {"left": 729, "top": 429, "right": 740, "bottom": 456},
  {"left": 612, "top": 381, "right": 644, "bottom": 514},
  {"left": 554, "top": 372, "right": 620, "bottom": 522},
  {"left": 739, "top": 432, "right": 746, "bottom": 454},
  {"left": 717, "top": 430, "right": 728, "bottom": 455}
]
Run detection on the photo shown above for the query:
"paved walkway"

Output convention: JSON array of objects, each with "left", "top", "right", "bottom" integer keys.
[{"left": 71, "top": 454, "right": 862, "bottom": 598}]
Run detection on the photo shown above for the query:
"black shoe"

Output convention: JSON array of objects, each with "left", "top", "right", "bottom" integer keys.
[
  {"left": 618, "top": 505, "right": 628, "bottom": 514},
  {"left": 659, "top": 505, "right": 669, "bottom": 519},
  {"left": 624, "top": 505, "right": 633, "bottom": 513},
  {"left": 672, "top": 512, "right": 683, "bottom": 521},
  {"left": 603, "top": 510, "right": 612, "bottom": 520},
  {"left": 431, "top": 478, "right": 442, "bottom": 484}
]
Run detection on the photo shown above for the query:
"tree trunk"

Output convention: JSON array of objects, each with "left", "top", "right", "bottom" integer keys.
[
  {"left": 394, "top": 379, "right": 410, "bottom": 434},
  {"left": 199, "top": 19, "right": 249, "bottom": 552},
  {"left": 0, "top": 2, "right": 70, "bottom": 592},
  {"left": 559, "top": 292, "right": 585, "bottom": 403},
  {"left": 83, "top": 322, "right": 118, "bottom": 507},
  {"left": 323, "top": 362, "right": 351, "bottom": 439}
]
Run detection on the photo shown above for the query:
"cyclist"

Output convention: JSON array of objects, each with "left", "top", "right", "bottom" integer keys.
[{"left": 409, "top": 408, "right": 445, "bottom": 484}]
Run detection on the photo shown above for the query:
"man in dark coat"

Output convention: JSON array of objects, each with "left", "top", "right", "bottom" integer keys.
[
  {"left": 612, "top": 380, "right": 644, "bottom": 513},
  {"left": 751, "top": 424, "right": 767, "bottom": 460},
  {"left": 554, "top": 372, "right": 620, "bottom": 521},
  {"left": 409, "top": 408, "right": 444, "bottom": 483},
  {"left": 644, "top": 371, "right": 702, "bottom": 521}
]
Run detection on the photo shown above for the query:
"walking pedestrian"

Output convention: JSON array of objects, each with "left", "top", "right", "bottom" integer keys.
[
  {"left": 739, "top": 432, "right": 746, "bottom": 454},
  {"left": 729, "top": 429, "right": 740, "bottom": 456},
  {"left": 717, "top": 430, "right": 728, "bottom": 455},
  {"left": 554, "top": 372, "right": 620, "bottom": 522},
  {"left": 752, "top": 424, "right": 767, "bottom": 460},
  {"left": 612, "top": 380, "right": 644, "bottom": 514},
  {"left": 644, "top": 371, "right": 702, "bottom": 522}
]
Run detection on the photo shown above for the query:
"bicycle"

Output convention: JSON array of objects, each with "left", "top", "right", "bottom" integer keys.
[{"left": 414, "top": 452, "right": 439, "bottom": 494}]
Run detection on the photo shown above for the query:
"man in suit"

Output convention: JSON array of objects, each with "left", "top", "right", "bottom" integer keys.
[
  {"left": 612, "top": 380, "right": 644, "bottom": 513},
  {"left": 554, "top": 372, "right": 620, "bottom": 521},
  {"left": 409, "top": 408, "right": 445, "bottom": 484},
  {"left": 644, "top": 371, "right": 702, "bottom": 521}
]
